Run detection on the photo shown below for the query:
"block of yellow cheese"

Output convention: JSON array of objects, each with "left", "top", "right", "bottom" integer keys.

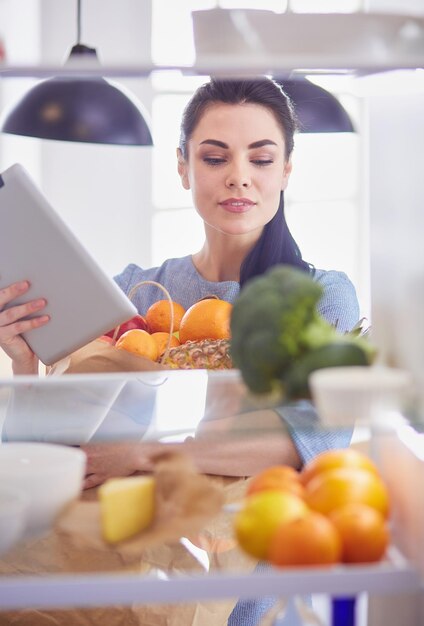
[{"left": 99, "top": 475, "right": 155, "bottom": 543}]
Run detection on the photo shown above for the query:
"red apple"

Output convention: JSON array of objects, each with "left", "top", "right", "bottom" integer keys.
[
  {"left": 98, "top": 335, "right": 114, "bottom": 344},
  {"left": 105, "top": 315, "right": 150, "bottom": 340}
]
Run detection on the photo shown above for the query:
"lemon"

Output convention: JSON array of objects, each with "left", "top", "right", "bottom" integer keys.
[{"left": 234, "top": 489, "right": 308, "bottom": 560}]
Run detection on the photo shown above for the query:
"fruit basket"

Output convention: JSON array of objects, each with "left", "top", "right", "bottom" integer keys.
[
  {"left": 47, "top": 280, "right": 234, "bottom": 377},
  {"left": 111, "top": 281, "right": 233, "bottom": 369}
]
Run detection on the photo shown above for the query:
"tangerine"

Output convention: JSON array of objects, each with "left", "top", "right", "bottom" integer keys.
[
  {"left": 115, "top": 329, "right": 159, "bottom": 361},
  {"left": 179, "top": 298, "right": 232, "bottom": 343},
  {"left": 300, "top": 449, "right": 379, "bottom": 486},
  {"left": 145, "top": 300, "right": 186, "bottom": 334},
  {"left": 247, "top": 466, "right": 304, "bottom": 499},
  {"left": 268, "top": 510, "right": 342, "bottom": 567},
  {"left": 305, "top": 467, "right": 390, "bottom": 518},
  {"left": 329, "top": 503, "right": 390, "bottom": 564},
  {"left": 234, "top": 489, "right": 308, "bottom": 560},
  {"left": 151, "top": 332, "right": 181, "bottom": 357}
]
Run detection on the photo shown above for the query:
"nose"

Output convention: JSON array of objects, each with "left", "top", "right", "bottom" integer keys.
[{"left": 225, "top": 160, "right": 251, "bottom": 189}]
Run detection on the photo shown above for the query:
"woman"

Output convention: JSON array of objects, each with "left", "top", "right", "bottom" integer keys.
[
  {"left": 0, "top": 75, "right": 358, "bottom": 466},
  {"left": 0, "top": 77, "right": 358, "bottom": 624}
]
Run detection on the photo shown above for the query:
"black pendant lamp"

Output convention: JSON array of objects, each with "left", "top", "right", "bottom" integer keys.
[
  {"left": 1, "top": 1, "right": 153, "bottom": 146},
  {"left": 276, "top": 76, "right": 355, "bottom": 133}
]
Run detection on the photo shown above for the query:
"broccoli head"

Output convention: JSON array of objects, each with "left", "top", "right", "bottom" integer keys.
[{"left": 230, "top": 265, "right": 373, "bottom": 397}]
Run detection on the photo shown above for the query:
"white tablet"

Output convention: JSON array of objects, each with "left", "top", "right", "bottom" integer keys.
[{"left": 0, "top": 163, "right": 137, "bottom": 365}]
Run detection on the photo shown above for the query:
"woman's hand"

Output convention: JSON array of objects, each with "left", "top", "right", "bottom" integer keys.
[
  {"left": 81, "top": 415, "right": 302, "bottom": 490},
  {"left": 81, "top": 442, "right": 151, "bottom": 490},
  {"left": 0, "top": 280, "right": 49, "bottom": 375}
]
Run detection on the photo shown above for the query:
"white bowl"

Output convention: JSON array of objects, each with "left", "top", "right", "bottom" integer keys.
[
  {"left": 0, "top": 486, "right": 29, "bottom": 555},
  {"left": 0, "top": 443, "right": 86, "bottom": 537},
  {"left": 309, "top": 366, "right": 414, "bottom": 427}
]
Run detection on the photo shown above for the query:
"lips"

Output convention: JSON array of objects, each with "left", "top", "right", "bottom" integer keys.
[{"left": 219, "top": 198, "right": 256, "bottom": 213}]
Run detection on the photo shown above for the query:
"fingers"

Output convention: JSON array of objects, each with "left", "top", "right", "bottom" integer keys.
[
  {"left": 0, "top": 280, "right": 30, "bottom": 308},
  {"left": 0, "top": 307, "right": 49, "bottom": 344},
  {"left": 83, "top": 474, "right": 103, "bottom": 490},
  {"left": 0, "top": 281, "right": 49, "bottom": 340},
  {"left": 1, "top": 299, "right": 48, "bottom": 325}
]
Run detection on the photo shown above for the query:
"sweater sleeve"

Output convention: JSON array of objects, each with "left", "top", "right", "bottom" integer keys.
[
  {"left": 275, "top": 401, "right": 352, "bottom": 465},
  {"left": 276, "top": 270, "right": 358, "bottom": 465},
  {"left": 316, "top": 270, "right": 360, "bottom": 333},
  {"left": 113, "top": 263, "right": 139, "bottom": 295}
]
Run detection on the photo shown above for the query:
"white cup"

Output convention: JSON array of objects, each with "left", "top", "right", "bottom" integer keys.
[{"left": 309, "top": 365, "right": 414, "bottom": 427}]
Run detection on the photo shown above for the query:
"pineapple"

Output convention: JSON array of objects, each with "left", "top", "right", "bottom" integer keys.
[{"left": 161, "top": 339, "right": 233, "bottom": 370}]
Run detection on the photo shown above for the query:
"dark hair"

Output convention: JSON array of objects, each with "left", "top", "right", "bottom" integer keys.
[{"left": 179, "top": 77, "right": 312, "bottom": 286}]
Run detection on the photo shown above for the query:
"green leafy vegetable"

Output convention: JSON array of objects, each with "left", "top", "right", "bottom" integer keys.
[{"left": 230, "top": 265, "right": 375, "bottom": 398}]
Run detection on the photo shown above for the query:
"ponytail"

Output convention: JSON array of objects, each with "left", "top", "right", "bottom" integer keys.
[{"left": 239, "top": 192, "right": 312, "bottom": 287}]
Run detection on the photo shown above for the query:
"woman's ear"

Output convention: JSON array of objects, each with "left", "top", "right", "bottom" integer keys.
[
  {"left": 281, "top": 159, "right": 292, "bottom": 191},
  {"left": 177, "top": 148, "right": 190, "bottom": 190}
]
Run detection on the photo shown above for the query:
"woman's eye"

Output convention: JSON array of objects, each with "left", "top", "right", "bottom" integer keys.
[
  {"left": 252, "top": 159, "right": 273, "bottom": 166},
  {"left": 203, "top": 157, "right": 226, "bottom": 166}
]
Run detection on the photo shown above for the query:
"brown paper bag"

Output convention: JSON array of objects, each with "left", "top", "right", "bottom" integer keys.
[
  {"left": 0, "top": 455, "right": 257, "bottom": 626},
  {"left": 57, "top": 451, "right": 226, "bottom": 557}
]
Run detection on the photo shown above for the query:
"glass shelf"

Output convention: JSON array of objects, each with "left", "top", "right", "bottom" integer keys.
[
  {"left": 1, "top": 5, "right": 424, "bottom": 84},
  {"left": 0, "top": 370, "right": 282, "bottom": 444},
  {"left": 0, "top": 370, "right": 417, "bottom": 446},
  {"left": 0, "top": 547, "right": 419, "bottom": 611}
]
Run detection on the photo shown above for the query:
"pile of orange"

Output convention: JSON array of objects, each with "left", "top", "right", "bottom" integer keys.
[
  {"left": 105, "top": 294, "right": 232, "bottom": 363},
  {"left": 145, "top": 299, "right": 186, "bottom": 334},
  {"left": 115, "top": 329, "right": 160, "bottom": 361},
  {"left": 234, "top": 448, "right": 390, "bottom": 567},
  {"left": 179, "top": 298, "right": 232, "bottom": 343}
]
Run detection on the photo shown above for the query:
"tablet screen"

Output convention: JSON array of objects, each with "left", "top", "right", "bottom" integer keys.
[{"left": 0, "top": 163, "right": 137, "bottom": 365}]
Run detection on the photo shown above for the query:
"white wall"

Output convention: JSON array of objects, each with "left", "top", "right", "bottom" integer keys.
[
  {"left": 365, "top": 0, "right": 424, "bottom": 13},
  {"left": 365, "top": 0, "right": 424, "bottom": 389},
  {"left": 368, "top": 93, "right": 424, "bottom": 382}
]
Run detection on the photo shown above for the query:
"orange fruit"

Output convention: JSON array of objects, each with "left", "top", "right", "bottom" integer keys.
[
  {"left": 179, "top": 299, "right": 232, "bottom": 343},
  {"left": 329, "top": 503, "right": 390, "bottom": 564},
  {"left": 247, "top": 466, "right": 304, "bottom": 499},
  {"left": 300, "top": 449, "right": 379, "bottom": 486},
  {"left": 305, "top": 467, "right": 390, "bottom": 518},
  {"left": 268, "top": 510, "right": 342, "bottom": 567},
  {"left": 145, "top": 300, "right": 186, "bottom": 334},
  {"left": 234, "top": 489, "right": 308, "bottom": 560},
  {"left": 151, "top": 332, "right": 181, "bottom": 357},
  {"left": 115, "top": 329, "right": 159, "bottom": 361}
]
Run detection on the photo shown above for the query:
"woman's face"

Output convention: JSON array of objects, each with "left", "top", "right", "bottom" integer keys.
[{"left": 178, "top": 102, "right": 292, "bottom": 239}]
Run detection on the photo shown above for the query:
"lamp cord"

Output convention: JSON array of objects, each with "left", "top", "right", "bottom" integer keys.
[{"left": 77, "top": 0, "right": 81, "bottom": 43}]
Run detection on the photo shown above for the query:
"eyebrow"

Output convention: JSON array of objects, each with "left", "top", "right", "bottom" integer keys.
[{"left": 199, "top": 139, "right": 278, "bottom": 149}]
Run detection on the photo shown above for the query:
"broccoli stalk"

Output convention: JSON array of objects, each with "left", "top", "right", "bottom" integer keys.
[{"left": 299, "top": 311, "right": 375, "bottom": 361}]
